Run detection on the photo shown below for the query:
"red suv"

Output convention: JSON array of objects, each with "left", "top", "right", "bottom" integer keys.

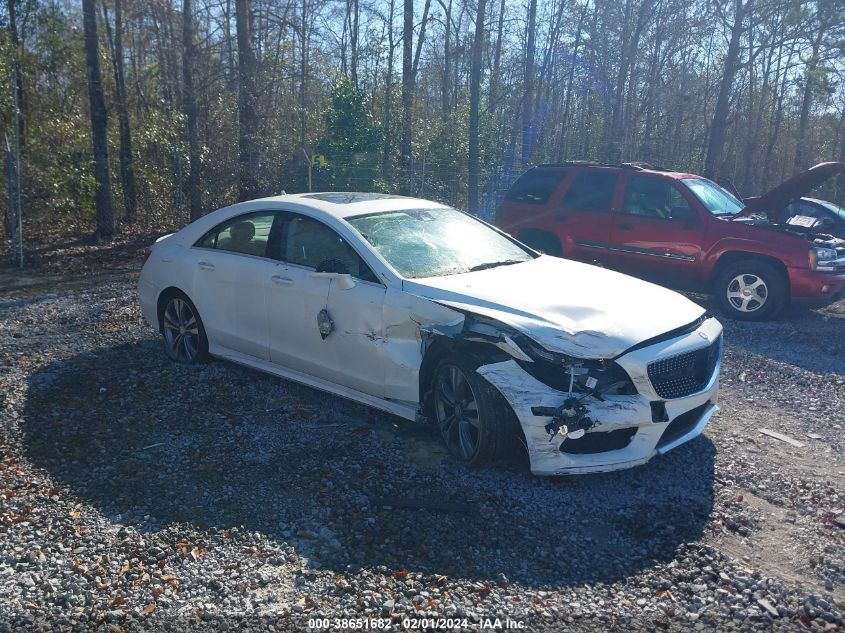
[{"left": 495, "top": 162, "right": 845, "bottom": 320}]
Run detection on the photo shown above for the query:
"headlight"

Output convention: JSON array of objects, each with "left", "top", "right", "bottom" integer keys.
[{"left": 809, "top": 247, "right": 838, "bottom": 271}]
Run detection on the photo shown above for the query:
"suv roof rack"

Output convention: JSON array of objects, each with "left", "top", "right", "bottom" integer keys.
[{"left": 534, "top": 161, "right": 671, "bottom": 172}]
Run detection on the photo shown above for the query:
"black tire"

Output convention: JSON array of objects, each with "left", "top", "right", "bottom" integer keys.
[
  {"left": 517, "top": 229, "right": 563, "bottom": 257},
  {"left": 431, "top": 353, "right": 513, "bottom": 467},
  {"left": 714, "top": 259, "right": 786, "bottom": 321},
  {"left": 158, "top": 290, "right": 210, "bottom": 363}
]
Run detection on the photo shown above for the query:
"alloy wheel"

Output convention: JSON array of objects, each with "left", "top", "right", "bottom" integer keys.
[
  {"left": 162, "top": 297, "right": 200, "bottom": 362},
  {"left": 433, "top": 364, "right": 481, "bottom": 460},
  {"left": 726, "top": 273, "right": 768, "bottom": 313}
]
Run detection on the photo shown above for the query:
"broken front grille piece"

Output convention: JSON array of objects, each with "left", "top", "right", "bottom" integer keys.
[{"left": 647, "top": 336, "right": 722, "bottom": 399}]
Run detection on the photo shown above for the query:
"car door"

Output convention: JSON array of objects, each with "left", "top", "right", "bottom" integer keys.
[
  {"left": 267, "top": 212, "right": 387, "bottom": 397},
  {"left": 607, "top": 174, "right": 703, "bottom": 284},
  {"left": 191, "top": 210, "right": 279, "bottom": 356},
  {"left": 554, "top": 170, "right": 620, "bottom": 265}
]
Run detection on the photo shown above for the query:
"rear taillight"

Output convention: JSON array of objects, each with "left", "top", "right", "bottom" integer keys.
[{"left": 142, "top": 247, "right": 152, "bottom": 265}]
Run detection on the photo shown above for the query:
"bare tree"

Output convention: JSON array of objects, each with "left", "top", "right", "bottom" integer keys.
[
  {"left": 703, "top": 0, "right": 754, "bottom": 180},
  {"left": 468, "top": 0, "right": 487, "bottom": 214},
  {"left": 521, "top": 0, "right": 538, "bottom": 166}
]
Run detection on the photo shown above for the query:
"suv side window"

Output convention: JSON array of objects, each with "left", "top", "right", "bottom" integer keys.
[
  {"left": 621, "top": 176, "right": 689, "bottom": 220},
  {"left": 504, "top": 169, "right": 568, "bottom": 204},
  {"left": 195, "top": 212, "right": 277, "bottom": 257},
  {"left": 283, "top": 214, "right": 380, "bottom": 283},
  {"left": 561, "top": 172, "right": 617, "bottom": 211}
]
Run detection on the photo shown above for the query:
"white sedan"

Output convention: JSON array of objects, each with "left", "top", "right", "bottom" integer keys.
[{"left": 138, "top": 193, "right": 722, "bottom": 475}]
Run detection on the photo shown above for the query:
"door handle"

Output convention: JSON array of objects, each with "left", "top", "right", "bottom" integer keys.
[
  {"left": 617, "top": 223, "right": 633, "bottom": 231},
  {"left": 555, "top": 214, "right": 569, "bottom": 222},
  {"left": 271, "top": 274, "right": 294, "bottom": 286},
  {"left": 197, "top": 261, "right": 215, "bottom": 270}
]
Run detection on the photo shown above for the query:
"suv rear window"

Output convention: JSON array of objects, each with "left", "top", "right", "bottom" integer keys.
[
  {"left": 504, "top": 169, "right": 567, "bottom": 204},
  {"left": 561, "top": 172, "right": 618, "bottom": 210}
]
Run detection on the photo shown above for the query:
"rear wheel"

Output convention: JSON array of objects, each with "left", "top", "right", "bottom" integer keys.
[
  {"left": 431, "top": 354, "right": 512, "bottom": 467},
  {"left": 714, "top": 259, "right": 786, "bottom": 321},
  {"left": 160, "top": 292, "right": 209, "bottom": 363}
]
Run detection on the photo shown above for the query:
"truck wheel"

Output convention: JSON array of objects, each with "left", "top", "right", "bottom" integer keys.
[
  {"left": 714, "top": 259, "right": 786, "bottom": 321},
  {"left": 517, "top": 230, "right": 563, "bottom": 257}
]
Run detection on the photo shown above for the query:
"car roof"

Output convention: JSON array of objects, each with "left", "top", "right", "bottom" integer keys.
[
  {"left": 250, "top": 192, "right": 449, "bottom": 219},
  {"left": 532, "top": 162, "right": 701, "bottom": 180}
]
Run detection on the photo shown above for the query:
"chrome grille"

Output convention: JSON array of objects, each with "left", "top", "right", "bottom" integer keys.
[{"left": 647, "top": 336, "right": 722, "bottom": 399}]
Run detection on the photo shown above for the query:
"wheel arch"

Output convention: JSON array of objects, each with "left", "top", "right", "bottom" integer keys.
[
  {"left": 516, "top": 228, "right": 563, "bottom": 256},
  {"left": 710, "top": 251, "right": 790, "bottom": 296},
  {"left": 418, "top": 336, "right": 511, "bottom": 419}
]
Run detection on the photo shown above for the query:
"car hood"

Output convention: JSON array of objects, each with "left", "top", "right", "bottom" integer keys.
[
  {"left": 403, "top": 256, "right": 706, "bottom": 359},
  {"left": 736, "top": 161, "right": 845, "bottom": 220}
]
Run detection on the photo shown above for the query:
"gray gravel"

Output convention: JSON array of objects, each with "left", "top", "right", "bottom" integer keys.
[{"left": 0, "top": 277, "right": 843, "bottom": 631}]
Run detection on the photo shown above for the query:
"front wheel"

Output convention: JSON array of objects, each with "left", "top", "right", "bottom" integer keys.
[
  {"left": 431, "top": 354, "right": 512, "bottom": 467},
  {"left": 714, "top": 259, "right": 786, "bottom": 321}
]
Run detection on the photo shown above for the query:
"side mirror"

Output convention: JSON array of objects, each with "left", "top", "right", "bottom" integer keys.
[
  {"left": 310, "top": 271, "right": 356, "bottom": 290},
  {"left": 670, "top": 206, "right": 699, "bottom": 225}
]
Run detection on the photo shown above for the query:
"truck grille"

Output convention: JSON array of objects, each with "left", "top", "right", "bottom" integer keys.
[{"left": 647, "top": 336, "right": 722, "bottom": 399}]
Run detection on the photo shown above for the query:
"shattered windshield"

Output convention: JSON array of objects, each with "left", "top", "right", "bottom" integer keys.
[
  {"left": 347, "top": 207, "right": 535, "bottom": 278},
  {"left": 683, "top": 178, "right": 745, "bottom": 217}
]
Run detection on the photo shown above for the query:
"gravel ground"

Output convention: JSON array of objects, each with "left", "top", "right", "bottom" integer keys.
[{"left": 0, "top": 275, "right": 843, "bottom": 632}]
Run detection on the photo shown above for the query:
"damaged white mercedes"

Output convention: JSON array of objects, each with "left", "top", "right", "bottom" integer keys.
[{"left": 138, "top": 193, "right": 723, "bottom": 475}]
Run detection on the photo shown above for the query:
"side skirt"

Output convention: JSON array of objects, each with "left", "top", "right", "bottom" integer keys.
[{"left": 211, "top": 346, "right": 420, "bottom": 422}]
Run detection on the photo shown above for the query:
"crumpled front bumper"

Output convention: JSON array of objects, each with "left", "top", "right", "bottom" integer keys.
[{"left": 477, "top": 317, "right": 722, "bottom": 475}]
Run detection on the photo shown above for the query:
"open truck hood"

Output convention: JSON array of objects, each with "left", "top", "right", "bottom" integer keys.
[
  {"left": 735, "top": 161, "right": 845, "bottom": 221},
  {"left": 404, "top": 256, "right": 706, "bottom": 359}
]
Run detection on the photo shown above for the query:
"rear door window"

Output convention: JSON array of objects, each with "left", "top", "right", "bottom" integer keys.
[
  {"left": 561, "top": 172, "right": 618, "bottom": 211},
  {"left": 505, "top": 170, "right": 568, "bottom": 204},
  {"left": 195, "top": 212, "right": 277, "bottom": 258}
]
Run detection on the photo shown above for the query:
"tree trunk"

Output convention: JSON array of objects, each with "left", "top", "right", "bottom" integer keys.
[
  {"left": 183, "top": 0, "right": 203, "bottom": 220},
  {"left": 467, "top": 0, "right": 487, "bottom": 215},
  {"left": 82, "top": 0, "right": 114, "bottom": 240},
  {"left": 102, "top": 0, "right": 138, "bottom": 222},
  {"left": 350, "top": 0, "right": 360, "bottom": 88},
  {"left": 795, "top": 35, "right": 824, "bottom": 169},
  {"left": 559, "top": 4, "right": 586, "bottom": 160},
  {"left": 703, "top": 0, "right": 748, "bottom": 180},
  {"left": 236, "top": 0, "right": 259, "bottom": 200},
  {"left": 6, "top": 0, "right": 25, "bottom": 151},
  {"left": 382, "top": 0, "right": 396, "bottom": 184},
  {"left": 440, "top": 0, "right": 453, "bottom": 117},
  {"left": 487, "top": 0, "right": 504, "bottom": 114},
  {"left": 400, "top": 0, "right": 413, "bottom": 193},
  {"left": 521, "top": 0, "right": 537, "bottom": 166}
]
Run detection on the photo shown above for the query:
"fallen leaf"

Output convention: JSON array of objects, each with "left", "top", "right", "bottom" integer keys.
[
  {"left": 70, "top": 510, "right": 81, "bottom": 520},
  {"left": 141, "top": 603, "right": 156, "bottom": 616},
  {"left": 393, "top": 569, "right": 409, "bottom": 580}
]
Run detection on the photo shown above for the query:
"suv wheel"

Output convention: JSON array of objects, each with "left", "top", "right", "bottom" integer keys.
[{"left": 715, "top": 259, "right": 786, "bottom": 321}]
